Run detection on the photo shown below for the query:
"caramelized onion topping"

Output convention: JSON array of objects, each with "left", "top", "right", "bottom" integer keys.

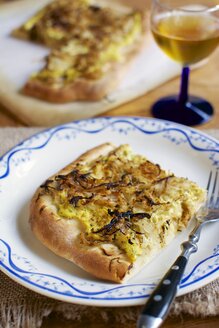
[{"left": 93, "top": 209, "right": 150, "bottom": 236}]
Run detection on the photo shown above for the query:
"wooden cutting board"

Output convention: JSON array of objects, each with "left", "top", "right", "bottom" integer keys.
[{"left": 0, "top": 0, "right": 181, "bottom": 126}]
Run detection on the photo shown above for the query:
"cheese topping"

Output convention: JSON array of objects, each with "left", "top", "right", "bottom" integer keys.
[
  {"left": 16, "top": 0, "right": 145, "bottom": 84},
  {"left": 40, "top": 145, "right": 205, "bottom": 262}
]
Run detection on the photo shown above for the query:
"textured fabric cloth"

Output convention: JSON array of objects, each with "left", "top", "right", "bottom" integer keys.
[{"left": 0, "top": 127, "right": 219, "bottom": 328}]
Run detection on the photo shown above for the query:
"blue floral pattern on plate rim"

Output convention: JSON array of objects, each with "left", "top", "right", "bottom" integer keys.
[{"left": 0, "top": 117, "right": 218, "bottom": 305}]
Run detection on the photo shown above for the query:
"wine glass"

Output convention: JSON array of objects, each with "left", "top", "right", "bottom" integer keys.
[{"left": 150, "top": 0, "right": 219, "bottom": 126}]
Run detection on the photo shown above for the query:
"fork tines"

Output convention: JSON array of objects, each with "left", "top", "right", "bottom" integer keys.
[{"left": 207, "top": 170, "right": 219, "bottom": 209}]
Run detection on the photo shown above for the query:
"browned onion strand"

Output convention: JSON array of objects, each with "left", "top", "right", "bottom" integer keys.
[{"left": 93, "top": 210, "right": 150, "bottom": 237}]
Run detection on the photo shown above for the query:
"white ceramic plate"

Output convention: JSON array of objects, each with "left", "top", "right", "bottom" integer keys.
[{"left": 0, "top": 117, "right": 218, "bottom": 307}]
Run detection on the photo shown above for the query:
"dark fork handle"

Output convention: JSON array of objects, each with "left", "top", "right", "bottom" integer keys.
[{"left": 137, "top": 255, "right": 187, "bottom": 328}]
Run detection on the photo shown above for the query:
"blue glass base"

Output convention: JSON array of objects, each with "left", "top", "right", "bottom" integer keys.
[{"left": 152, "top": 95, "right": 214, "bottom": 126}]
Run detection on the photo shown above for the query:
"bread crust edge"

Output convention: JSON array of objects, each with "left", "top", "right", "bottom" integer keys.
[
  {"left": 22, "top": 32, "right": 150, "bottom": 103},
  {"left": 29, "top": 143, "right": 132, "bottom": 283}
]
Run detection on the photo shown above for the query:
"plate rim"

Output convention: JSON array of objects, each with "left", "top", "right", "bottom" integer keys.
[{"left": 0, "top": 117, "right": 218, "bottom": 163}]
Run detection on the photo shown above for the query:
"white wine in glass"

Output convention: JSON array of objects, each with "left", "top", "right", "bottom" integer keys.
[{"left": 150, "top": 0, "right": 219, "bottom": 126}]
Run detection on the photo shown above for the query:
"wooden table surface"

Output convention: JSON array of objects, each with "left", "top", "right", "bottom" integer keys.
[{"left": 0, "top": 30, "right": 219, "bottom": 328}]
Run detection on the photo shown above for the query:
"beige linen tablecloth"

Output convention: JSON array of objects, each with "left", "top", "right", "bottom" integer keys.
[{"left": 0, "top": 127, "right": 219, "bottom": 328}]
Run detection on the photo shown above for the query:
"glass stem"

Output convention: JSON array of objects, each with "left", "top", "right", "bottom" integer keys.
[{"left": 178, "top": 66, "right": 190, "bottom": 105}]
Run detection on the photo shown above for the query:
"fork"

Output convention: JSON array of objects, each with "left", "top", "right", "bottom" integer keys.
[{"left": 137, "top": 170, "right": 219, "bottom": 328}]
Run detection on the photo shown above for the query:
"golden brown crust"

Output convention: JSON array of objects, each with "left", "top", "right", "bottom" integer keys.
[
  {"left": 30, "top": 143, "right": 132, "bottom": 283},
  {"left": 23, "top": 62, "right": 126, "bottom": 102},
  {"left": 23, "top": 34, "right": 149, "bottom": 103}
]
